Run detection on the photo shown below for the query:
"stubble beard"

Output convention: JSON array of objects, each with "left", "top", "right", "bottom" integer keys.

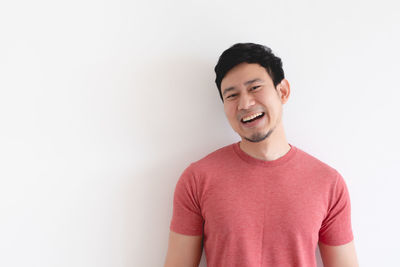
[{"left": 243, "top": 125, "right": 276, "bottom": 143}]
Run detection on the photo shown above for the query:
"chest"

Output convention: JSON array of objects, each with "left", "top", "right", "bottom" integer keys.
[{"left": 201, "top": 174, "right": 326, "bottom": 239}]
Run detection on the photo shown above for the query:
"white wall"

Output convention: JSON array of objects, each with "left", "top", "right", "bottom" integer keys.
[{"left": 1, "top": 0, "right": 399, "bottom": 266}]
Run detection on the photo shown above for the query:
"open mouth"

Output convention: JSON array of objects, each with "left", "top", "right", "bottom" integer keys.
[{"left": 241, "top": 112, "right": 265, "bottom": 124}]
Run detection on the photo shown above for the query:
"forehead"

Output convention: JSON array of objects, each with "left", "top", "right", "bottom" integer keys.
[{"left": 221, "top": 63, "right": 272, "bottom": 88}]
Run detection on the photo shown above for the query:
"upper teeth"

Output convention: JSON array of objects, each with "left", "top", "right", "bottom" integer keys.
[{"left": 242, "top": 112, "right": 263, "bottom": 122}]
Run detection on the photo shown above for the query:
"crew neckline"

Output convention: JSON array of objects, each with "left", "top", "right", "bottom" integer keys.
[{"left": 232, "top": 141, "right": 297, "bottom": 167}]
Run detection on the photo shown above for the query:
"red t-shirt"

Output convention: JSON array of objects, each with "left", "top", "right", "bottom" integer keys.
[{"left": 170, "top": 142, "right": 354, "bottom": 267}]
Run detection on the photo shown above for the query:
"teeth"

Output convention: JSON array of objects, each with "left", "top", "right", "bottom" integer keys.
[{"left": 242, "top": 112, "right": 263, "bottom": 122}]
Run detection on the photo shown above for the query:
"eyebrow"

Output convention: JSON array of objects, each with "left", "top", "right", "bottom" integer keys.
[{"left": 222, "top": 78, "right": 264, "bottom": 96}]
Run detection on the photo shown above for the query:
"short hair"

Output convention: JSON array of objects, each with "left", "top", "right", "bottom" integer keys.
[{"left": 214, "top": 43, "right": 285, "bottom": 101}]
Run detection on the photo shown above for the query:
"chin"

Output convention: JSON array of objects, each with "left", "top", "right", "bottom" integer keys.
[
  {"left": 245, "top": 133, "right": 268, "bottom": 143},
  {"left": 241, "top": 128, "right": 273, "bottom": 143}
]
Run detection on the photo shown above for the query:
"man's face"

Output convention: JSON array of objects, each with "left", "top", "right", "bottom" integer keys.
[{"left": 220, "top": 63, "right": 287, "bottom": 143}]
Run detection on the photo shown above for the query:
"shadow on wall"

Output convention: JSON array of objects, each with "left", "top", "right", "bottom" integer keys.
[
  {"left": 316, "top": 244, "right": 324, "bottom": 267},
  {"left": 130, "top": 155, "right": 212, "bottom": 266}
]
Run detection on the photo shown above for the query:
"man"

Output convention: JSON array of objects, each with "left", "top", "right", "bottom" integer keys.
[{"left": 164, "top": 43, "right": 359, "bottom": 267}]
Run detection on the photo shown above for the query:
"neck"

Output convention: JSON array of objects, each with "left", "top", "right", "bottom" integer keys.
[{"left": 239, "top": 122, "right": 291, "bottom": 161}]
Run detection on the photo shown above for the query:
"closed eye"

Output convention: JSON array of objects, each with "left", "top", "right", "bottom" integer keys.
[{"left": 226, "top": 93, "right": 238, "bottom": 99}]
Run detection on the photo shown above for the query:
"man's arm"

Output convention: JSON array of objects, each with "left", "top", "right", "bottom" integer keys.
[
  {"left": 164, "top": 230, "right": 203, "bottom": 267},
  {"left": 318, "top": 240, "right": 359, "bottom": 267}
]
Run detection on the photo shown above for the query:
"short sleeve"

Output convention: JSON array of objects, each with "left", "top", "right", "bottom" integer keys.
[
  {"left": 169, "top": 164, "right": 204, "bottom": 236},
  {"left": 319, "top": 171, "right": 354, "bottom": 245}
]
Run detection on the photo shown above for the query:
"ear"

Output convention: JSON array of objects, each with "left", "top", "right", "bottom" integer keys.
[{"left": 277, "top": 79, "right": 290, "bottom": 104}]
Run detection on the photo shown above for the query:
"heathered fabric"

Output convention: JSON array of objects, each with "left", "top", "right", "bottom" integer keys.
[{"left": 170, "top": 142, "right": 354, "bottom": 267}]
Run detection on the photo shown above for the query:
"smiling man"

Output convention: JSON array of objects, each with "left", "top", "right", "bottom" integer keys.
[{"left": 164, "top": 43, "right": 359, "bottom": 267}]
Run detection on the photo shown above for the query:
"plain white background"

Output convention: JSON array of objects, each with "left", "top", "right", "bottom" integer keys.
[{"left": 0, "top": 0, "right": 399, "bottom": 266}]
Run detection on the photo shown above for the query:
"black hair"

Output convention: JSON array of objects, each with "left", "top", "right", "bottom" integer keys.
[{"left": 214, "top": 43, "right": 285, "bottom": 101}]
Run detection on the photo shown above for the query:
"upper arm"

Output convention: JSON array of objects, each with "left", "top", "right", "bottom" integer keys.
[
  {"left": 164, "top": 230, "right": 203, "bottom": 267},
  {"left": 318, "top": 240, "right": 359, "bottom": 267}
]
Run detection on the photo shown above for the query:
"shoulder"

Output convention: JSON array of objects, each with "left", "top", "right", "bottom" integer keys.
[
  {"left": 182, "top": 142, "right": 236, "bottom": 176},
  {"left": 192, "top": 143, "right": 236, "bottom": 168},
  {"left": 175, "top": 143, "right": 236, "bottom": 193},
  {"left": 293, "top": 145, "right": 342, "bottom": 184},
  {"left": 292, "top": 146, "right": 351, "bottom": 204}
]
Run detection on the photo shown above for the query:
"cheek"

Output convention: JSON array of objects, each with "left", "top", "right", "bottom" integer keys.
[{"left": 268, "top": 104, "right": 282, "bottom": 121}]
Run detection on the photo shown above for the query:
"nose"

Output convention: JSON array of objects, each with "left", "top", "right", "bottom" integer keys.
[{"left": 238, "top": 92, "right": 255, "bottom": 110}]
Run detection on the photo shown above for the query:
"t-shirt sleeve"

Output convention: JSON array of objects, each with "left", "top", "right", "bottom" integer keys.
[
  {"left": 318, "top": 171, "right": 354, "bottom": 246},
  {"left": 169, "top": 164, "right": 204, "bottom": 236}
]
